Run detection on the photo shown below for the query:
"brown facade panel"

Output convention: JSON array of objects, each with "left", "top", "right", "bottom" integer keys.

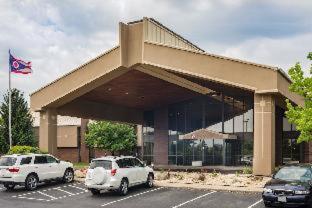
[{"left": 153, "top": 107, "right": 169, "bottom": 165}]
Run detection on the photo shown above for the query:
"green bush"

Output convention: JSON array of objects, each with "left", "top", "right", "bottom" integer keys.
[
  {"left": 7, "top": 146, "right": 41, "bottom": 155},
  {"left": 242, "top": 166, "right": 253, "bottom": 174}
]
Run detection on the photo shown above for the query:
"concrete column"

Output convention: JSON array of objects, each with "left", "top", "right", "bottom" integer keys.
[
  {"left": 39, "top": 109, "right": 57, "bottom": 155},
  {"left": 154, "top": 108, "right": 168, "bottom": 165},
  {"left": 253, "top": 94, "right": 275, "bottom": 176},
  {"left": 80, "top": 119, "right": 90, "bottom": 163}
]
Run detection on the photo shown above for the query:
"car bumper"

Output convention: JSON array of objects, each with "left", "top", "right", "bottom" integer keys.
[
  {"left": 262, "top": 193, "right": 311, "bottom": 207},
  {"left": 0, "top": 175, "right": 25, "bottom": 184},
  {"left": 85, "top": 179, "right": 120, "bottom": 190}
]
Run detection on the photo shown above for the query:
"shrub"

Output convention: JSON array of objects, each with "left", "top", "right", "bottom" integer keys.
[
  {"left": 7, "top": 145, "right": 41, "bottom": 155},
  {"left": 210, "top": 169, "right": 219, "bottom": 177},
  {"left": 242, "top": 166, "right": 253, "bottom": 174},
  {"left": 197, "top": 173, "right": 206, "bottom": 181}
]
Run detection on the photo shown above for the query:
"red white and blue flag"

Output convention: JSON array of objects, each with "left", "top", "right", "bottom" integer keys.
[{"left": 9, "top": 51, "right": 32, "bottom": 74}]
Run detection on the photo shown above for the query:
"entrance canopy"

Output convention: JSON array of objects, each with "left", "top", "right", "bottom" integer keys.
[
  {"left": 30, "top": 17, "right": 303, "bottom": 116},
  {"left": 30, "top": 17, "right": 304, "bottom": 176}
]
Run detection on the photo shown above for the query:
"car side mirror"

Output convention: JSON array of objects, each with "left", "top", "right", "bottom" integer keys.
[
  {"left": 56, "top": 159, "right": 60, "bottom": 163},
  {"left": 271, "top": 174, "right": 274, "bottom": 178},
  {"left": 143, "top": 161, "right": 147, "bottom": 167}
]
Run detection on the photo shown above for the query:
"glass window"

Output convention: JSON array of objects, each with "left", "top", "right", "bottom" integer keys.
[
  {"left": 205, "top": 94, "right": 222, "bottom": 133},
  {"left": 283, "top": 117, "right": 292, "bottom": 131},
  {"left": 20, "top": 157, "right": 32, "bottom": 165},
  {"left": 123, "top": 158, "right": 134, "bottom": 168},
  {"left": 0, "top": 157, "right": 17, "bottom": 166},
  {"left": 214, "top": 139, "right": 224, "bottom": 165},
  {"left": 132, "top": 158, "right": 144, "bottom": 167},
  {"left": 90, "top": 160, "right": 112, "bottom": 169},
  {"left": 186, "top": 99, "right": 203, "bottom": 133},
  {"left": 47, "top": 156, "right": 57, "bottom": 163},
  {"left": 274, "top": 167, "right": 312, "bottom": 182},
  {"left": 34, "top": 156, "right": 48, "bottom": 164}
]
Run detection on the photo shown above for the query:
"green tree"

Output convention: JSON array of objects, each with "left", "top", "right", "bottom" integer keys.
[
  {"left": 286, "top": 52, "right": 312, "bottom": 143},
  {"left": 0, "top": 116, "right": 8, "bottom": 154},
  {"left": 85, "top": 121, "right": 137, "bottom": 155},
  {"left": 0, "top": 88, "right": 36, "bottom": 153}
]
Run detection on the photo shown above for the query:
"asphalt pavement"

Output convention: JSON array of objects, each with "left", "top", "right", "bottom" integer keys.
[{"left": 0, "top": 182, "right": 265, "bottom": 208}]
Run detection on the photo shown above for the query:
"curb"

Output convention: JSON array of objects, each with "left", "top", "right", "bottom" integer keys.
[{"left": 154, "top": 181, "right": 263, "bottom": 193}]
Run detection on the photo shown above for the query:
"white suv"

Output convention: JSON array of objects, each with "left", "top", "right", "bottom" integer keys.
[
  {"left": 85, "top": 156, "right": 154, "bottom": 195},
  {"left": 0, "top": 154, "right": 74, "bottom": 191}
]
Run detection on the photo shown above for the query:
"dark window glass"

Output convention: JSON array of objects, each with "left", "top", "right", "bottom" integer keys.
[
  {"left": 20, "top": 157, "right": 32, "bottom": 165},
  {"left": 89, "top": 160, "right": 112, "bottom": 169},
  {"left": 205, "top": 94, "right": 222, "bottom": 132},
  {"left": 123, "top": 158, "right": 134, "bottom": 168},
  {"left": 132, "top": 158, "right": 144, "bottom": 167},
  {"left": 0, "top": 157, "right": 17, "bottom": 166},
  {"left": 47, "top": 156, "right": 57, "bottom": 163},
  {"left": 34, "top": 156, "right": 48, "bottom": 164}
]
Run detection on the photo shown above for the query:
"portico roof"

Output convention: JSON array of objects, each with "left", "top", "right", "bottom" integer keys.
[
  {"left": 30, "top": 17, "right": 304, "bottom": 117},
  {"left": 181, "top": 129, "right": 237, "bottom": 140}
]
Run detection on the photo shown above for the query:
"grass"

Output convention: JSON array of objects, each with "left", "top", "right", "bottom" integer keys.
[{"left": 73, "top": 162, "right": 89, "bottom": 169}]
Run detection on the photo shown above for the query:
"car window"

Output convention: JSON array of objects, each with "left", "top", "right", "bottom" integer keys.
[
  {"left": 132, "top": 158, "right": 144, "bottom": 167},
  {"left": 117, "top": 158, "right": 134, "bottom": 168},
  {"left": 274, "top": 166, "right": 312, "bottom": 182},
  {"left": 46, "top": 156, "right": 57, "bottom": 163},
  {"left": 34, "top": 156, "right": 48, "bottom": 164},
  {"left": 90, "top": 160, "right": 112, "bottom": 170},
  {"left": 116, "top": 159, "right": 125, "bottom": 168},
  {"left": 0, "top": 157, "right": 17, "bottom": 166},
  {"left": 20, "top": 157, "right": 32, "bottom": 165}
]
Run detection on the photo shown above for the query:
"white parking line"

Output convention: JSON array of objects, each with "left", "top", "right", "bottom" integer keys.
[
  {"left": 68, "top": 184, "right": 88, "bottom": 192},
  {"left": 247, "top": 199, "right": 263, "bottom": 208},
  {"left": 37, "top": 191, "right": 57, "bottom": 200},
  {"left": 18, "top": 196, "right": 47, "bottom": 201},
  {"left": 171, "top": 191, "right": 217, "bottom": 208},
  {"left": 54, "top": 187, "right": 75, "bottom": 195},
  {"left": 101, "top": 187, "right": 164, "bottom": 207}
]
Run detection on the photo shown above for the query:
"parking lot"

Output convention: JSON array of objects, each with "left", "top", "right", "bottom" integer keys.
[{"left": 0, "top": 182, "right": 265, "bottom": 208}]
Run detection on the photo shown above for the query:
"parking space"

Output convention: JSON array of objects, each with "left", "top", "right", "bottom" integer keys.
[{"left": 0, "top": 183, "right": 265, "bottom": 208}]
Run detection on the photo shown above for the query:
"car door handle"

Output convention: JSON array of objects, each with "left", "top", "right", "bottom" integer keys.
[{"left": 34, "top": 167, "right": 38, "bottom": 169}]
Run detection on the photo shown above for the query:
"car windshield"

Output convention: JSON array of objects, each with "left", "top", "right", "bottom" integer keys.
[
  {"left": 0, "top": 157, "right": 17, "bottom": 166},
  {"left": 89, "top": 160, "right": 112, "bottom": 170},
  {"left": 274, "top": 166, "right": 312, "bottom": 182}
]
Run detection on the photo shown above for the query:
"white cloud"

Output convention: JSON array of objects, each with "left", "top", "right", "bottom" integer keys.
[{"left": 223, "top": 33, "right": 312, "bottom": 74}]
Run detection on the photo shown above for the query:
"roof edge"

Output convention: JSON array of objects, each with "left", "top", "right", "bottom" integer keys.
[{"left": 30, "top": 45, "right": 120, "bottom": 96}]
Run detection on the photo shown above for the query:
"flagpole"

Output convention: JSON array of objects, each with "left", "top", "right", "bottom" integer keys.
[{"left": 8, "top": 50, "right": 12, "bottom": 149}]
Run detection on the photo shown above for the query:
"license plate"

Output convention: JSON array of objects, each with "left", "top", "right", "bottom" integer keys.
[{"left": 278, "top": 196, "right": 287, "bottom": 202}]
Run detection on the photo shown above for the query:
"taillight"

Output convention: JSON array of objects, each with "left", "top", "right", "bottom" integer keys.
[
  {"left": 111, "top": 169, "right": 117, "bottom": 176},
  {"left": 7, "top": 167, "right": 19, "bottom": 173}
]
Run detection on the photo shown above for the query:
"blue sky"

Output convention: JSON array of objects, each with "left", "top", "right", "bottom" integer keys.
[{"left": 0, "top": 0, "right": 311, "bottom": 103}]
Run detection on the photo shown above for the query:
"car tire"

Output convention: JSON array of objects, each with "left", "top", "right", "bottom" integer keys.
[
  {"left": 63, "top": 168, "right": 74, "bottom": 183},
  {"left": 118, "top": 179, "right": 129, "bottom": 196},
  {"left": 25, "top": 174, "right": 38, "bottom": 191},
  {"left": 90, "top": 188, "right": 101, "bottom": 195},
  {"left": 146, "top": 173, "right": 154, "bottom": 188},
  {"left": 4, "top": 183, "right": 15, "bottom": 191}
]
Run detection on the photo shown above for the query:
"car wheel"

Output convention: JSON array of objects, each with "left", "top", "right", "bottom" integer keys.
[
  {"left": 25, "top": 174, "right": 38, "bottom": 191},
  {"left": 4, "top": 183, "right": 15, "bottom": 191},
  {"left": 146, "top": 173, "right": 154, "bottom": 188},
  {"left": 118, "top": 179, "right": 129, "bottom": 196},
  {"left": 63, "top": 169, "right": 74, "bottom": 183},
  {"left": 90, "top": 189, "right": 101, "bottom": 195}
]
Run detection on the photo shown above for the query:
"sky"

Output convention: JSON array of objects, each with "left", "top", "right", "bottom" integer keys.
[{"left": 0, "top": 0, "right": 311, "bottom": 104}]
